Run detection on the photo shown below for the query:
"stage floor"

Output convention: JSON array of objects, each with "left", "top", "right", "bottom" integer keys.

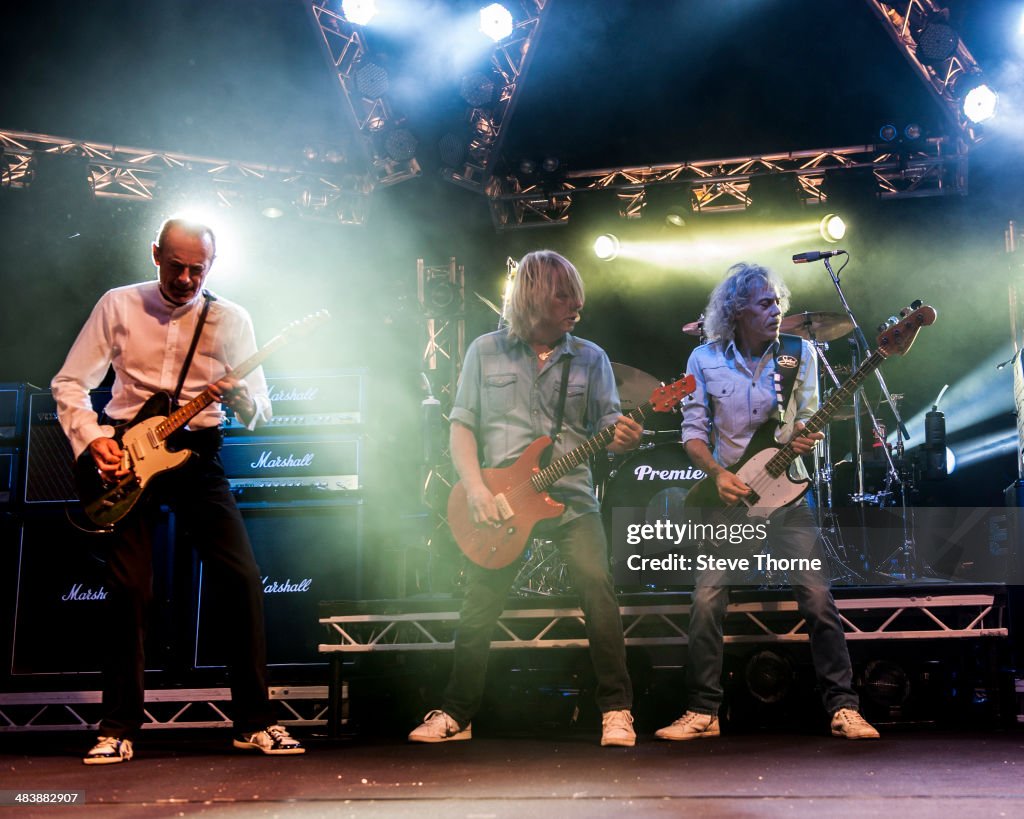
[{"left": 4, "top": 726, "right": 1023, "bottom": 818}]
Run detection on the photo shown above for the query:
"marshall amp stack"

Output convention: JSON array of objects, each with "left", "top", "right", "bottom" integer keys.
[{"left": 5, "top": 370, "right": 368, "bottom": 680}]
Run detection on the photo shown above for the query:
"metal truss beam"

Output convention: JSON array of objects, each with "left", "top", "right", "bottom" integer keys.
[
  {"left": 307, "top": 2, "right": 421, "bottom": 187},
  {"left": 319, "top": 592, "right": 1006, "bottom": 652},
  {"left": 485, "top": 139, "right": 969, "bottom": 230},
  {"left": 441, "top": 0, "right": 552, "bottom": 193},
  {"left": 0, "top": 129, "right": 371, "bottom": 225},
  {"left": 866, "top": 1, "right": 989, "bottom": 143},
  {"left": 0, "top": 686, "right": 328, "bottom": 733}
]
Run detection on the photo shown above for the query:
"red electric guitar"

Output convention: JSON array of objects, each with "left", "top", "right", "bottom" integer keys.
[{"left": 449, "top": 375, "right": 696, "bottom": 569}]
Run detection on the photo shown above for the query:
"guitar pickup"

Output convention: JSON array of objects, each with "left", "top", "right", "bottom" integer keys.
[{"left": 494, "top": 493, "right": 514, "bottom": 520}]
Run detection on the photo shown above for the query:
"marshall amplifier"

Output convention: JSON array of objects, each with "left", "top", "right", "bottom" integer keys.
[
  {"left": 24, "top": 389, "right": 111, "bottom": 504},
  {"left": 220, "top": 435, "right": 361, "bottom": 505},
  {"left": 0, "top": 382, "right": 29, "bottom": 445},
  {"left": 9, "top": 512, "right": 173, "bottom": 676},
  {"left": 223, "top": 370, "right": 366, "bottom": 433},
  {"left": 193, "top": 500, "right": 363, "bottom": 668}
]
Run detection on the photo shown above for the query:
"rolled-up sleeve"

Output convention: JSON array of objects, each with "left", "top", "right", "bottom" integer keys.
[{"left": 681, "top": 347, "right": 711, "bottom": 447}]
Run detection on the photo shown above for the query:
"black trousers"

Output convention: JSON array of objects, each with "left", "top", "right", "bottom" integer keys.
[{"left": 97, "top": 427, "right": 273, "bottom": 738}]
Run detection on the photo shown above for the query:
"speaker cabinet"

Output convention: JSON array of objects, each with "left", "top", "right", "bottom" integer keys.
[
  {"left": 9, "top": 512, "right": 173, "bottom": 676},
  {"left": 193, "top": 500, "right": 363, "bottom": 668},
  {"left": 24, "top": 390, "right": 110, "bottom": 505}
]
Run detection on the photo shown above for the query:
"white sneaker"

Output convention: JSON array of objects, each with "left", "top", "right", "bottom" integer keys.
[
  {"left": 830, "top": 708, "right": 880, "bottom": 740},
  {"left": 655, "top": 711, "right": 721, "bottom": 741},
  {"left": 600, "top": 709, "right": 636, "bottom": 747},
  {"left": 233, "top": 724, "right": 305, "bottom": 755},
  {"left": 83, "top": 736, "right": 133, "bottom": 765},
  {"left": 408, "top": 710, "right": 472, "bottom": 743}
]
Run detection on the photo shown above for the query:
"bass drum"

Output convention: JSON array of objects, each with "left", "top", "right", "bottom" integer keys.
[{"left": 602, "top": 442, "right": 707, "bottom": 590}]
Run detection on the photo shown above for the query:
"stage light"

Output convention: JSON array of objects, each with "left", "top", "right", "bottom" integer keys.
[
  {"left": 744, "top": 650, "right": 793, "bottom": 704},
  {"left": 904, "top": 123, "right": 923, "bottom": 140},
  {"left": 541, "top": 156, "right": 560, "bottom": 174},
  {"left": 819, "top": 213, "right": 846, "bottom": 243},
  {"left": 479, "top": 4, "right": 514, "bottom": 41},
  {"left": 913, "top": 18, "right": 959, "bottom": 66},
  {"left": 259, "top": 199, "right": 288, "bottom": 219},
  {"left": 356, "top": 62, "right": 389, "bottom": 99},
  {"left": 963, "top": 83, "right": 998, "bottom": 124},
  {"left": 946, "top": 446, "right": 956, "bottom": 475},
  {"left": 593, "top": 234, "right": 620, "bottom": 261},
  {"left": 460, "top": 71, "right": 495, "bottom": 107},
  {"left": 438, "top": 131, "right": 466, "bottom": 167},
  {"left": 384, "top": 128, "right": 418, "bottom": 162},
  {"left": 879, "top": 124, "right": 898, "bottom": 142},
  {"left": 342, "top": 0, "right": 378, "bottom": 26}
]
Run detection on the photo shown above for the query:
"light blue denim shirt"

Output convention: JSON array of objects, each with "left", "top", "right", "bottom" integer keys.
[
  {"left": 681, "top": 335, "right": 818, "bottom": 474},
  {"left": 451, "top": 328, "right": 622, "bottom": 522}
]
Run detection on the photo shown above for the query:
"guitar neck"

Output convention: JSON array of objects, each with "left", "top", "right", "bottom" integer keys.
[
  {"left": 767, "top": 347, "right": 887, "bottom": 475},
  {"left": 154, "top": 333, "right": 288, "bottom": 442},
  {"left": 532, "top": 403, "right": 650, "bottom": 491}
]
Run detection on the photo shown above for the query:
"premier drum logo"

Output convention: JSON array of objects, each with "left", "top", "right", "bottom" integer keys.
[{"left": 631, "top": 463, "right": 705, "bottom": 482}]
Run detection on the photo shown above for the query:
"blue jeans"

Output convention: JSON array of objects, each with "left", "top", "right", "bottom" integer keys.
[
  {"left": 442, "top": 512, "right": 632, "bottom": 726},
  {"left": 685, "top": 501, "right": 859, "bottom": 716}
]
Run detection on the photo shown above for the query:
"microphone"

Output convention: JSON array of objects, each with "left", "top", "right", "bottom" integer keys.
[{"left": 792, "top": 249, "right": 846, "bottom": 264}]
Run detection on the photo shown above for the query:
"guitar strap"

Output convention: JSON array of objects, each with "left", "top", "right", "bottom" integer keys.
[
  {"left": 171, "top": 290, "right": 217, "bottom": 410},
  {"left": 540, "top": 354, "right": 572, "bottom": 468},
  {"left": 773, "top": 333, "right": 803, "bottom": 424}
]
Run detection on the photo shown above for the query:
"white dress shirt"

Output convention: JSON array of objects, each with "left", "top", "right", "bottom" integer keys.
[{"left": 52, "top": 281, "right": 271, "bottom": 458}]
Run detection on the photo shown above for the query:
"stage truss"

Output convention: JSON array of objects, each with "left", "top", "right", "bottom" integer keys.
[
  {"left": 0, "top": 129, "right": 372, "bottom": 225},
  {"left": 484, "top": 138, "right": 970, "bottom": 230},
  {"left": 319, "top": 591, "right": 1007, "bottom": 653},
  {"left": 0, "top": 686, "right": 329, "bottom": 733}
]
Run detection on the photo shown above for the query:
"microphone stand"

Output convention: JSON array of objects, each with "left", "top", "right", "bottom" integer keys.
[{"left": 822, "top": 257, "right": 917, "bottom": 580}]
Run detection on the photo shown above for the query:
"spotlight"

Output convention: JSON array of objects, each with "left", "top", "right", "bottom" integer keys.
[
  {"left": 665, "top": 205, "right": 688, "bottom": 228},
  {"left": 438, "top": 132, "right": 467, "bottom": 168},
  {"left": 355, "top": 62, "right": 389, "bottom": 99},
  {"left": 946, "top": 446, "right": 957, "bottom": 475},
  {"left": 819, "top": 213, "right": 846, "bottom": 243},
  {"left": 903, "top": 123, "right": 923, "bottom": 140},
  {"left": 479, "top": 3, "right": 514, "bottom": 42},
  {"left": 963, "top": 83, "right": 998, "bottom": 124},
  {"left": 878, "top": 124, "right": 898, "bottom": 142},
  {"left": 460, "top": 72, "right": 495, "bottom": 107},
  {"left": 384, "top": 128, "right": 418, "bottom": 162},
  {"left": 342, "top": 0, "right": 378, "bottom": 26},
  {"left": 541, "top": 156, "right": 560, "bottom": 174},
  {"left": 744, "top": 650, "right": 793, "bottom": 704},
  {"left": 593, "top": 234, "right": 620, "bottom": 261},
  {"left": 259, "top": 198, "right": 288, "bottom": 219},
  {"left": 913, "top": 18, "right": 959, "bottom": 66},
  {"left": 517, "top": 158, "right": 537, "bottom": 177}
]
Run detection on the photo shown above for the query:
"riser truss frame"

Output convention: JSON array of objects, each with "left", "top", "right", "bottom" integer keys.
[
  {"left": 0, "top": 686, "right": 329, "bottom": 733},
  {"left": 319, "top": 593, "right": 1006, "bottom": 652}
]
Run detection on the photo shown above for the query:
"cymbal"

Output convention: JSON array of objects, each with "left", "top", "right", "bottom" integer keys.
[
  {"left": 779, "top": 311, "right": 854, "bottom": 342},
  {"left": 832, "top": 403, "right": 870, "bottom": 421},
  {"left": 612, "top": 363, "right": 661, "bottom": 410},
  {"left": 681, "top": 320, "right": 704, "bottom": 337}
]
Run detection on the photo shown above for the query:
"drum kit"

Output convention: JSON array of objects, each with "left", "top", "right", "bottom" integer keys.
[{"left": 511, "top": 307, "right": 921, "bottom": 596}]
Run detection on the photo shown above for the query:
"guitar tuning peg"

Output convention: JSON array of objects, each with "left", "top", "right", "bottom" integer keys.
[
  {"left": 910, "top": 299, "right": 923, "bottom": 310},
  {"left": 899, "top": 307, "right": 909, "bottom": 318},
  {"left": 877, "top": 322, "right": 888, "bottom": 333},
  {"left": 888, "top": 316, "right": 900, "bottom": 328}
]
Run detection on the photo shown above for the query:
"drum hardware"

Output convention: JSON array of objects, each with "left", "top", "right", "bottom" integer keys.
[{"left": 511, "top": 538, "right": 571, "bottom": 597}]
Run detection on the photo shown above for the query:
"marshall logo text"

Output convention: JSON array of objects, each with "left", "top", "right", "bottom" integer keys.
[
  {"left": 262, "top": 576, "right": 313, "bottom": 594},
  {"left": 250, "top": 451, "right": 316, "bottom": 469},
  {"left": 62, "top": 584, "right": 108, "bottom": 601}
]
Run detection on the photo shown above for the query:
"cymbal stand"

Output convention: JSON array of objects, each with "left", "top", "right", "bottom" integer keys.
[
  {"left": 808, "top": 335, "right": 864, "bottom": 583},
  {"left": 821, "top": 256, "right": 918, "bottom": 580}
]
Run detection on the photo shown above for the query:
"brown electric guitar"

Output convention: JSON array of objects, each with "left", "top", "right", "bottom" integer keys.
[{"left": 448, "top": 375, "right": 696, "bottom": 569}]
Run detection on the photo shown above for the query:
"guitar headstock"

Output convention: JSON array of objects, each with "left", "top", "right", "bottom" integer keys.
[
  {"left": 283, "top": 310, "right": 332, "bottom": 337},
  {"left": 876, "top": 301, "right": 936, "bottom": 358},
  {"left": 649, "top": 374, "right": 696, "bottom": 413}
]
